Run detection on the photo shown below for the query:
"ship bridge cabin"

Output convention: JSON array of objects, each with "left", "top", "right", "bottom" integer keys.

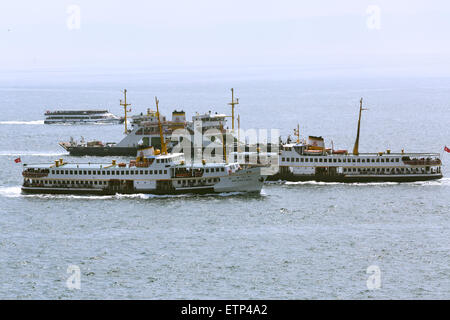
[{"left": 191, "top": 111, "right": 227, "bottom": 132}]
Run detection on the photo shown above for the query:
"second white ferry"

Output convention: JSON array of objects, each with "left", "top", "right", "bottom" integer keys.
[{"left": 269, "top": 99, "right": 443, "bottom": 183}]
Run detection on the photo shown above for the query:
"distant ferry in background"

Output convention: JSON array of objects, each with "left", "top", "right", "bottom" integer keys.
[{"left": 44, "top": 109, "right": 124, "bottom": 125}]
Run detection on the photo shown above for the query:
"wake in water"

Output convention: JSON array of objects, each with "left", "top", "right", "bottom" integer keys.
[
  {"left": 0, "top": 120, "right": 44, "bottom": 125},
  {"left": 267, "top": 178, "right": 450, "bottom": 187},
  {"left": 0, "top": 186, "right": 258, "bottom": 200},
  {"left": 0, "top": 151, "right": 68, "bottom": 156}
]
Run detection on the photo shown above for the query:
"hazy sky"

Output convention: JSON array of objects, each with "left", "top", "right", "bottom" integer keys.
[{"left": 1, "top": 0, "right": 450, "bottom": 74}]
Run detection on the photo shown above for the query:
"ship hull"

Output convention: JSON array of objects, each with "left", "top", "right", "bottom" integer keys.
[
  {"left": 63, "top": 146, "right": 138, "bottom": 156},
  {"left": 21, "top": 185, "right": 263, "bottom": 196},
  {"left": 267, "top": 173, "right": 443, "bottom": 183},
  {"left": 21, "top": 167, "right": 265, "bottom": 195},
  {"left": 21, "top": 186, "right": 217, "bottom": 195}
]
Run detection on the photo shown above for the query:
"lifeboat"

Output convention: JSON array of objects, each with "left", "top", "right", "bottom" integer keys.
[
  {"left": 332, "top": 149, "right": 348, "bottom": 155},
  {"left": 303, "top": 149, "right": 323, "bottom": 155}
]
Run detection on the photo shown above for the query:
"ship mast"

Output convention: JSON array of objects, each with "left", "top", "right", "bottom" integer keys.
[
  {"left": 220, "top": 122, "right": 228, "bottom": 163},
  {"left": 353, "top": 98, "right": 367, "bottom": 155},
  {"left": 294, "top": 124, "right": 300, "bottom": 144},
  {"left": 237, "top": 114, "right": 241, "bottom": 153},
  {"left": 228, "top": 88, "right": 239, "bottom": 131},
  {"left": 120, "top": 89, "right": 132, "bottom": 134},
  {"left": 155, "top": 96, "right": 167, "bottom": 155}
]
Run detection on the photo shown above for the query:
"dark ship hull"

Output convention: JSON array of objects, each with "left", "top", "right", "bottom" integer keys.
[
  {"left": 63, "top": 146, "right": 138, "bottom": 156},
  {"left": 267, "top": 171, "right": 443, "bottom": 183}
]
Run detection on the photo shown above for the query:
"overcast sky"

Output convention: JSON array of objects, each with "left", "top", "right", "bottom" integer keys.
[{"left": 1, "top": 0, "right": 450, "bottom": 75}]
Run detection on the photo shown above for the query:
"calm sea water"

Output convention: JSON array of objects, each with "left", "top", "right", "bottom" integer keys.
[{"left": 0, "top": 69, "right": 449, "bottom": 299}]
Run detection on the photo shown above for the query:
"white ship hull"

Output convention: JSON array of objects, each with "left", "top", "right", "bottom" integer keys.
[{"left": 44, "top": 118, "right": 122, "bottom": 125}]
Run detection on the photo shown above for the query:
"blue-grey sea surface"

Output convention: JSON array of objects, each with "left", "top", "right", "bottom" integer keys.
[{"left": 0, "top": 69, "right": 449, "bottom": 299}]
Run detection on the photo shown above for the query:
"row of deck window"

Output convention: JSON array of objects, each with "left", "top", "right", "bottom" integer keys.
[
  {"left": 177, "top": 178, "right": 220, "bottom": 185},
  {"left": 51, "top": 169, "right": 167, "bottom": 175},
  {"left": 282, "top": 157, "right": 401, "bottom": 163},
  {"left": 26, "top": 179, "right": 107, "bottom": 186},
  {"left": 344, "top": 167, "right": 441, "bottom": 174},
  {"left": 206, "top": 167, "right": 225, "bottom": 173}
]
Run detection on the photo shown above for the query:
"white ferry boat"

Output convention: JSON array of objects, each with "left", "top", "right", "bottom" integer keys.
[
  {"left": 24, "top": 98, "right": 266, "bottom": 195},
  {"left": 270, "top": 99, "right": 443, "bottom": 183},
  {"left": 44, "top": 109, "right": 123, "bottom": 125}
]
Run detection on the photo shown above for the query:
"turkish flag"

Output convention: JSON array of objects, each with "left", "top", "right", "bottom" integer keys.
[
  {"left": 14, "top": 157, "right": 21, "bottom": 163},
  {"left": 445, "top": 146, "right": 450, "bottom": 153}
]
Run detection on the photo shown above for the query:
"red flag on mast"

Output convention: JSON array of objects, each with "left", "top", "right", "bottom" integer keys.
[
  {"left": 445, "top": 146, "right": 450, "bottom": 153},
  {"left": 14, "top": 157, "right": 21, "bottom": 163}
]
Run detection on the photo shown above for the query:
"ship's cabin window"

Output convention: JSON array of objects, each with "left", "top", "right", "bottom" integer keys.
[
  {"left": 145, "top": 170, "right": 149, "bottom": 174},
  {"left": 305, "top": 158, "right": 309, "bottom": 162},
  {"left": 51, "top": 170, "right": 55, "bottom": 174},
  {"left": 357, "top": 159, "right": 360, "bottom": 162},
  {"left": 125, "top": 170, "right": 129, "bottom": 175},
  {"left": 381, "top": 159, "right": 384, "bottom": 163},
  {"left": 291, "top": 158, "right": 294, "bottom": 162},
  {"left": 296, "top": 158, "right": 299, "bottom": 162},
  {"left": 396, "top": 158, "right": 399, "bottom": 162},
  {"left": 376, "top": 159, "right": 380, "bottom": 163},
  {"left": 281, "top": 157, "right": 285, "bottom": 162},
  {"left": 338, "top": 159, "right": 342, "bottom": 163},
  {"left": 140, "top": 170, "right": 143, "bottom": 174},
  {"left": 221, "top": 168, "right": 225, "bottom": 172},
  {"left": 164, "top": 170, "right": 167, "bottom": 174}
]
